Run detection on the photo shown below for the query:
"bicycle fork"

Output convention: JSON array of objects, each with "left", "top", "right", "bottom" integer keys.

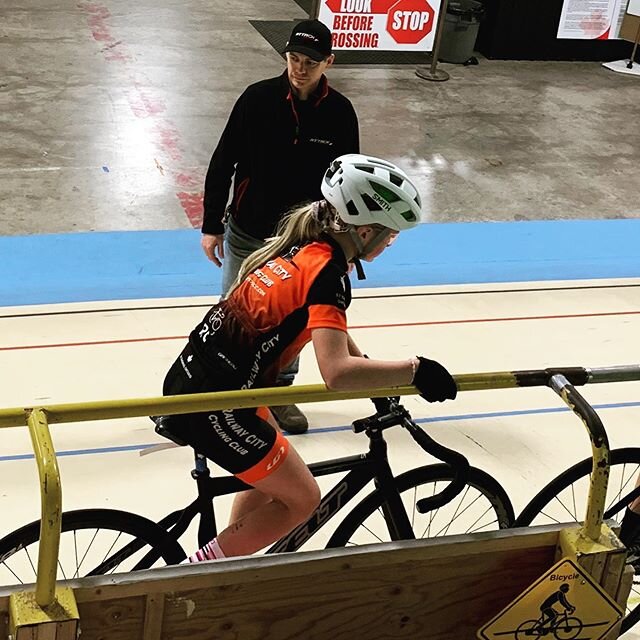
[{"left": 369, "top": 429, "right": 415, "bottom": 541}]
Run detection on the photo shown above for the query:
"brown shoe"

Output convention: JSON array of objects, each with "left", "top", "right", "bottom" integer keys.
[{"left": 271, "top": 404, "right": 309, "bottom": 434}]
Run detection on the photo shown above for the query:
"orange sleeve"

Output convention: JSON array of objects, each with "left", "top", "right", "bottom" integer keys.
[{"left": 307, "top": 304, "right": 348, "bottom": 332}]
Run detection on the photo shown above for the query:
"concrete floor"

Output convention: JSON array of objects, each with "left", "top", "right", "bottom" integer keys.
[{"left": 1, "top": 0, "right": 638, "bottom": 237}]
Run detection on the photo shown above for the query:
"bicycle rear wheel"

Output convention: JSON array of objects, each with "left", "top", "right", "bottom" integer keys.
[
  {"left": 327, "top": 464, "right": 514, "bottom": 548},
  {"left": 513, "top": 448, "right": 640, "bottom": 634},
  {"left": 0, "top": 509, "right": 185, "bottom": 584}
]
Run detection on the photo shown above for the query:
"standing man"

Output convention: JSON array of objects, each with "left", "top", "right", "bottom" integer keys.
[{"left": 200, "top": 19, "right": 360, "bottom": 434}]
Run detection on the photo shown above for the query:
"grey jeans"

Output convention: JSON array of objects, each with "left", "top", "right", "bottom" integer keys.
[{"left": 221, "top": 216, "right": 299, "bottom": 386}]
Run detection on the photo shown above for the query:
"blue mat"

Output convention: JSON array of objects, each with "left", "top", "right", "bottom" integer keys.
[{"left": 1, "top": 219, "right": 639, "bottom": 306}]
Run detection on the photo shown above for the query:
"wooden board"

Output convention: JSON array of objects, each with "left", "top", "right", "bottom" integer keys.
[{"left": 0, "top": 526, "right": 568, "bottom": 640}]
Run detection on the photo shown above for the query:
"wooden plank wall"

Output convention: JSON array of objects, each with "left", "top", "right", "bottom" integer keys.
[{"left": 0, "top": 527, "right": 566, "bottom": 640}]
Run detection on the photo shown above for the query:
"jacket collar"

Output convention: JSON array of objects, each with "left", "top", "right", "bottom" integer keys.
[{"left": 281, "top": 70, "right": 330, "bottom": 107}]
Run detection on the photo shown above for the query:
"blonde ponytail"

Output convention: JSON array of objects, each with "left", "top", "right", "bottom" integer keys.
[{"left": 227, "top": 202, "right": 324, "bottom": 295}]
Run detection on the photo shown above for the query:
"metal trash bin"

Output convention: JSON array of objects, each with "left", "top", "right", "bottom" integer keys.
[{"left": 439, "top": 1, "right": 484, "bottom": 64}]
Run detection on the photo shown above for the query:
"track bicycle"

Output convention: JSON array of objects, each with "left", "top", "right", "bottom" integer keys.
[
  {"left": 514, "top": 448, "right": 640, "bottom": 635},
  {"left": 0, "top": 399, "right": 514, "bottom": 583}
]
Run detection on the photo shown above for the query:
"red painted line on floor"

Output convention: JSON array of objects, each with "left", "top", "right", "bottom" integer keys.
[
  {"left": 2, "top": 310, "right": 638, "bottom": 352},
  {"left": 176, "top": 191, "right": 204, "bottom": 228},
  {"left": 349, "top": 309, "right": 640, "bottom": 329},
  {"left": 77, "top": 1, "right": 204, "bottom": 228},
  {"left": 79, "top": 1, "right": 131, "bottom": 62}
]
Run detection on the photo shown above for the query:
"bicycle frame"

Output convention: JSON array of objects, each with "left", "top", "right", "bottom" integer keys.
[
  {"left": 157, "top": 425, "right": 416, "bottom": 554},
  {"left": 539, "top": 609, "right": 577, "bottom": 636}
]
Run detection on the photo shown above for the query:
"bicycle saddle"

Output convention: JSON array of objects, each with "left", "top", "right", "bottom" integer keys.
[{"left": 150, "top": 415, "right": 188, "bottom": 447}]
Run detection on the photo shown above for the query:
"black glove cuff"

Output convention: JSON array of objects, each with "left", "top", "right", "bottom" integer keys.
[{"left": 413, "top": 357, "right": 458, "bottom": 403}]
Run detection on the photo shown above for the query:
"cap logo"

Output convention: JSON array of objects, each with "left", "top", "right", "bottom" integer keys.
[{"left": 296, "top": 32, "right": 319, "bottom": 42}]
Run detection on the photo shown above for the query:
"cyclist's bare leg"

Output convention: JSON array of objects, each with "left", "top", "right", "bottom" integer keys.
[
  {"left": 216, "top": 445, "right": 320, "bottom": 556},
  {"left": 228, "top": 411, "right": 282, "bottom": 525},
  {"left": 229, "top": 489, "right": 274, "bottom": 525}
]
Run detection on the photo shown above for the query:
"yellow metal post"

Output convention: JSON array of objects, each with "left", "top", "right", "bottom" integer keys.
[
  {"left": 548, "top": 374, "right": 630, "bottom": 632},
  {"left": 9, "top": 409, "right": 79, "bottom": 639},
  {"left": 9, "top": 587, "right": 79, "bottom": 640},
  {"left": 27, "top": 408, "right": 62, "bottom": 607},
  {"left": 549, "top": 374, "right": 609, "bottom": 542}
]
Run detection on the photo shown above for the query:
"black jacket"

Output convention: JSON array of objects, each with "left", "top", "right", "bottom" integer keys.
[{"left": 201, "top": 71, "right": 360, "bottom": 239}]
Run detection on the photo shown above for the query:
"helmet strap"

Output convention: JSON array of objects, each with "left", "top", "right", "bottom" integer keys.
[
  {"left": 351, "top": 257, "right": 366, "bottom": 280},
  {"left": 346, "top": 228, "right": 367, "bottom": 280},
  {"left": 352, "top": 227, "right": 392, "bottom": 259},
  {"left": 364, "top": 228, "right": 394, "bottom": 255},
  {"left": 346, "top": 226, "right": 390, "bottom": 281}
]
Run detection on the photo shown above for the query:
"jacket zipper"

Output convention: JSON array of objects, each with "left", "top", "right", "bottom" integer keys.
[
  {"left": 287, "top": 90, "right": 300, "bottom": 145},
  {"left": 234, "top": 177, "right": 250, "bottom": 210}
]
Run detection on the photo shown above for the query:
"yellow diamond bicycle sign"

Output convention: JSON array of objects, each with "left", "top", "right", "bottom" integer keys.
[{"left": 478, "top": 558, "right": 623, "bottom": 640}]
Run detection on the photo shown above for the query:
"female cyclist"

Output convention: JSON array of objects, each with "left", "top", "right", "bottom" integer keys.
[{"left": 158, "top": 154, "right": 458, "bottom": 562}]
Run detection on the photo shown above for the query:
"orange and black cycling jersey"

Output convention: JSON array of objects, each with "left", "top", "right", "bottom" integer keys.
[{"left": 188, "top": 235, "right": 351, "bottom": 389}]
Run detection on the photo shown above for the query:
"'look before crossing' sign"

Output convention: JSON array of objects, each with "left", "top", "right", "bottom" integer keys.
[{"left": 319, "top": 0, "right": 439, "bottom": 51}]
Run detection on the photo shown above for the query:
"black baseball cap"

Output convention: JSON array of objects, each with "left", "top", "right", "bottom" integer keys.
[{"left": 283, "top": 19, "right": 333, "bottom": 62}]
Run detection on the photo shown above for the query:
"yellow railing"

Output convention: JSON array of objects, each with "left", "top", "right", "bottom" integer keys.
[
  {"left": 2, "top": 364, "right": 639, "bottom": 611},
  {"left": 26, "top": 409, "right": 62, "bottom": 607}
]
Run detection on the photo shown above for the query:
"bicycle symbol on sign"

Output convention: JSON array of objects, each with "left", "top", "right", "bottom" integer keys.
[
  {"left": 515, "top": 611, "right": 584, "bottom": 640},
  {"left": 515, "top": 584, "right": 584, "bottom": 639}
]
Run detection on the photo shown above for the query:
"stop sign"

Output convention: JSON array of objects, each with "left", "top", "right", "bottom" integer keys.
[{"left": 386, "top": 0, "right": 435, "bottom": 45}]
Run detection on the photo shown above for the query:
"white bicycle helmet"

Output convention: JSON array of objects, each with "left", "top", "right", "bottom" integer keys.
[{"left": 321, "top": 154, "right": 422, "bottom": 232}]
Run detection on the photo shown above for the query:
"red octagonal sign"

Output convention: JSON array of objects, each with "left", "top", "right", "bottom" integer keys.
[{"left": 386, "top": 0, "right": 435, "bottom": 45}]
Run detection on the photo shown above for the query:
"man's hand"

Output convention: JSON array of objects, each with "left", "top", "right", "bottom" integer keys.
[{"left": 201, "top": 234, "right": 225, "bottom": 267}]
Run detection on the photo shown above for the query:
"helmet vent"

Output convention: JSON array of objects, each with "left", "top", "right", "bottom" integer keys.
[
  {"left": 389, "top": 173, "right": 404, "bottom": 187},
  {"left": 361, "top": 193, "right": 383, "bottom": 212},
  {"left": 346, "top": 200, "right": 360, "bottom": 217},
  {"left": 400, "top": 209, "right": 417, "bottom": 222},
  {"left": 325, "top": 162, "right": 341, "bottom": 182},
  {"left": 369, "top": 181, "right": 401, "bottom": 203},
  {"left": 355, "top": 165, "right": 375, "bottom": 174},
  {"left": 367, "top": 157, "right": 394, "bottom": 169}
]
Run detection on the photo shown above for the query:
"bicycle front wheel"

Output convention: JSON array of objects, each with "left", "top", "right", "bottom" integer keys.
[
  {"left": 327, "top": 464, "right": 514, "bottom": 548},
  {"left": 514, "top": 448, "right": 640, "bottom": 634},
  {"left": 0, "top": 509, "right": 186, "bottom": 585},
  {"left": 553, "top": 616, "right": 582, "bottom": 640}
]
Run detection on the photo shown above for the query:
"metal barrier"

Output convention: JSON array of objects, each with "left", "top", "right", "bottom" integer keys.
[{"left": 1, "top": 364, "right": 639, "bottom": 637}]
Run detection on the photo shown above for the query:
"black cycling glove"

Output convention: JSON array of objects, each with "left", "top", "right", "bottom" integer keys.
[{"left": 412, "top": 357, "right": 457, "bottom": 403}]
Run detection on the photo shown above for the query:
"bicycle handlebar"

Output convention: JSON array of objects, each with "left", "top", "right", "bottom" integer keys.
[
  {"left": 352, "top": 402, "right": 470, "bottom": 514},
  {"left": 402, "top": 417, "right": 470, "bottom": 513}
]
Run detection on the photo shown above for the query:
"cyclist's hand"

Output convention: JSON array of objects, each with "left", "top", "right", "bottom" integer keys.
[
  {"left": 370, "top": 396, "right": 400, "bottom": 414},
  {"left": 413, "top": 357, "right": 457, "bottom": 403}
]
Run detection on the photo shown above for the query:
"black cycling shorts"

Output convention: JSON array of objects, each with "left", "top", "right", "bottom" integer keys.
[{"left": 162, "top": 344, "right": 289, "bottom": 483}]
